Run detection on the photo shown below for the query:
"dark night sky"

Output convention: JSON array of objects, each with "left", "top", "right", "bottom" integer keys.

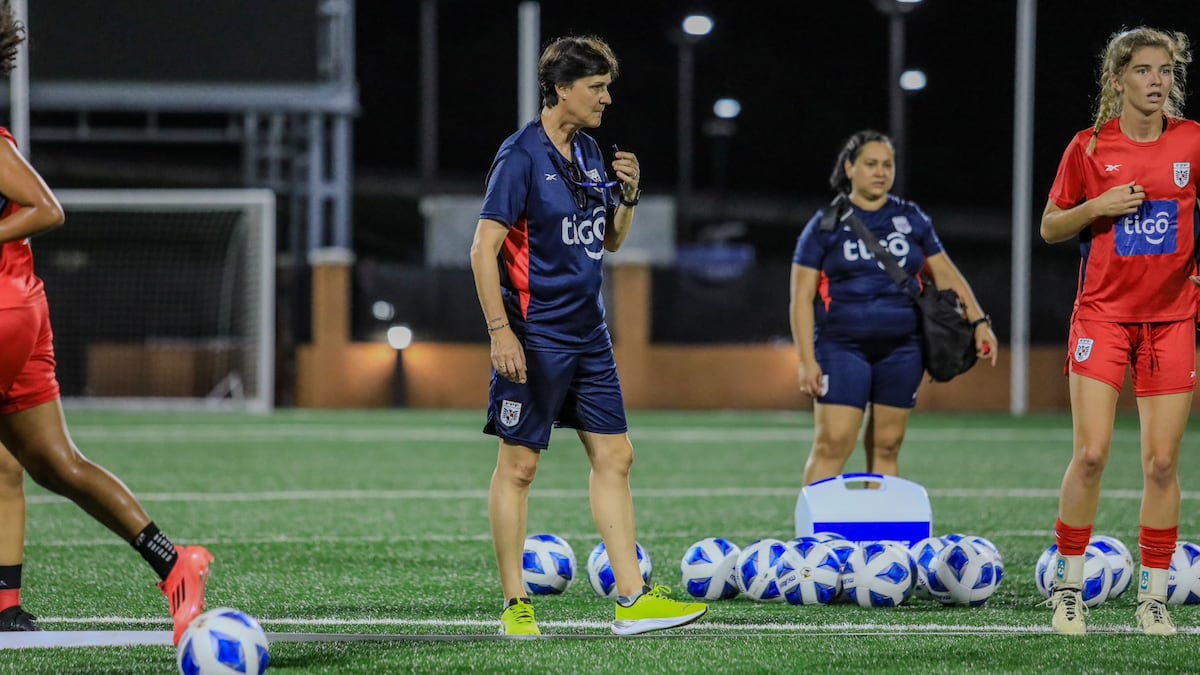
[{"left": 369, "top": 0, "right": 1200, "bottom": 210}]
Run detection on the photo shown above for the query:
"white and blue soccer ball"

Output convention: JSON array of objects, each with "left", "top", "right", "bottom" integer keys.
[
  {"left": 586, "top": 541, "right": 652, "bottom": 599},
  {"left": 820, "top": 538, "right": 858, "bottom": 573},
  {"left": 521, "top": 533, "right": 577, "bottom": 595},
  {"left": 908, "top": 536, "right": 948, "bottom": 600},
  {"left": 735, "top": 538, "right": 788, "bottom": 602},
  {"left": 177, "top": 607, "right": 270, "bottom": 675},
  {"left": 1089, "top": 535, "right": 1132, "bottom": 600},
  {"left": 927, "top": 540, "right": 1000, "bottom": 607},
  {"left": 1034, "top": 543, "right": 1112, "bottom": 607},
  {"left": 965, "top": 535, "right": 1005, "bottom": 586},
  {"left": 680, "top": 537, "right": 741, "bottom": 600},
  {"left": 1167, "top": 540, "right": 1200, "bottom": 605},
  {"left": 775, "top": 539, "right": 841, "bottom": 605},
  {"left": 842, "top": 542, "right": 916, "bottom": 607}
]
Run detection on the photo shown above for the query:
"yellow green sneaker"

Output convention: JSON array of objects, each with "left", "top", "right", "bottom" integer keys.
[
  {"left": 499, "top": 599, "right": 540, "bottom": 636},
  {"left": 612, "top": 585, "right": 708, "bottom": 636}
]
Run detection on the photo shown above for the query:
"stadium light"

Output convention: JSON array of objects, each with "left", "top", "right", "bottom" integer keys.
[
  {"left": 674, "top": 14, "right": 715, "bottom": 243},
  {"left": 713, "top": 98, "right": 741, "bottom": 119},
  {"left": 387, "top": 325, "right": 414, "bottom": 350},
  {"left": 372, "top": 300, "right": 396, "bottom": 321},
  {"left": 899, "top": 70, "right": 927, "bottom": 91},
  {"left": 682, "top": 14, "right": 714, "bottom": 37},
  {"left": 870, "top": 0, "right": 924, "bottom": 194}
]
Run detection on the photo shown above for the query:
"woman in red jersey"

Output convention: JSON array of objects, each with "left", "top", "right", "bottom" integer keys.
[
  {"left": 0, "top": 6, "right": 210, "bottom": 644},
  {"left": 1040, "top": 26, "right": 1200, "bottom": 636}
]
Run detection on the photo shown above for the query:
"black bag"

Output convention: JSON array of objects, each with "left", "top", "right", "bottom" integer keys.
[{"left": 822, "top": 197, "right": 977, "bottom": 382}]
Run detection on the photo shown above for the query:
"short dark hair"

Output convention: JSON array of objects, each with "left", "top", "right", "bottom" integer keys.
[
  {"left": 829, "top": 130, "right": 892, "bottom": 194},
  {"left": 0, "top": 1, "right": 24, "bottom": 75},
  {"left": 538, "top": 36, "right": 619, "bottom": 108}
]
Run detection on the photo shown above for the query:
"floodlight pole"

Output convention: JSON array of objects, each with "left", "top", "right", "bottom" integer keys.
[
  {"left": 676, "top": 35, "right": 696, "bottom": 243},
  {"left": 888, "top": 12, "right": 907, "bottom": 194}
]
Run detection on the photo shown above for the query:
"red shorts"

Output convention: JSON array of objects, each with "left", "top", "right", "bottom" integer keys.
[
  {"left": 0, "top": 300, "right": 61, "bottom": 414},
  {"left": 1066, "top": 316, "right": 1196, "bottom": 396}
]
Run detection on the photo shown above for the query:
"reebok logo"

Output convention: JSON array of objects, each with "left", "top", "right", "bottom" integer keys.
[{"left": 1104, "top": 164, "right": 1121, "bottom": 172}]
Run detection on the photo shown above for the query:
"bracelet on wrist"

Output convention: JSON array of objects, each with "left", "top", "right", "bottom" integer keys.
[
  {"left": 620, "top": 190, "right": 640, "bottom": 207},
  {"left": 970, "top": 315, "right": 991, "bottom": 329},
  {"left": 487, "top": 322, "right": 509, "bottom": 333}
]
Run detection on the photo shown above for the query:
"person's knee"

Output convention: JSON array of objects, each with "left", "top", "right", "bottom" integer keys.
[
  {"left": 591, "top": 443, "right": 633, "bottom": 476},
  {"left": 813, "top": 428, "right": 856, "bottom": 459},
  {"left": 0, "top": 462, "right": 22, "bottom": 496},
  {"left": 1143, "top": 452, "right": 1178, "bottom": 489},
  {"left": 1071, "top": 444, "right": 1109, "bottom": 481},
  {"left": 497, "top": 455, "right": 539, "bottom": 489},
  {"left": 872, "top": 434, "right": 904, "bottom": 462}
]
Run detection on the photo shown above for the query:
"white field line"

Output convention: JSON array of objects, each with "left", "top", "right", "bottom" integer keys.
[
  {"left": 26, "top": 529, "right": 1200, "bottom": 548},
  {"left": 25, "top": 486, "right": 1200, "bottom": 505},
  {"left": 62, "top": 424, "right": 1162, "bottom": 445}
]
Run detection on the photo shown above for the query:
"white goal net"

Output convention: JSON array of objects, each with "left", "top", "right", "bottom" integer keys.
[{"left": 41, "top": 189, "right": 275, "bottom": 412}]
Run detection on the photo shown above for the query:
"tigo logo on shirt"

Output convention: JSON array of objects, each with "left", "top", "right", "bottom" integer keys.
[{"left": 1115, "top": 200, "right": 1177, "bottom": 256}]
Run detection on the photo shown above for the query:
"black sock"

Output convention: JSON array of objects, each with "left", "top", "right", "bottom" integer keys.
[
  {"left": 0, "top": 564, "right": 20, "bottom": 590},
  {"left": 504, "top": 597, "right": 531, "bottom": 610},
  {"left": 131, "top": 522, "right": 178, "bottom": 581}
]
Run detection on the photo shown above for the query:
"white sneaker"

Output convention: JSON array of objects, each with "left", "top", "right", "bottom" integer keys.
[
  {"left": 1136, "top": 599, "right": 1176, "bottom": 636},
  {"left": 1048, "top": 587, "right": 1086, "bottom": 635}
]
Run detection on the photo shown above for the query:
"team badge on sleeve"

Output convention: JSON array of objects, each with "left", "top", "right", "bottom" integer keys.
[
  {"left": 1175, "top": 162, "right": 1190, "bottom": 188},
  {"left": 500, "top": 400, "right": 523, "bottom": 427},
  {"left": 1074, "top": 338, "right": 1094, "bottom": 363}
]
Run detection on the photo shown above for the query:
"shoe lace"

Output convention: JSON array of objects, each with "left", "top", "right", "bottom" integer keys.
[
  {"left": 508, "top": 603, "right": 535, "bottom": 625},
  {"left": 1140, "top": 600, "right": 1172, "bottom": 626},
  {"left": 644, "top": 585, "right": 673, "bottom": 601},
  {"left": 1043, "top": 588, "right": 1086, "bottom": 620}
]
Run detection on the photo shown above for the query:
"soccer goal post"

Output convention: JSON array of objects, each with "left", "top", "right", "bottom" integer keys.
[{"left": 43, "top": 189, "right": 275, "bottom": 413}]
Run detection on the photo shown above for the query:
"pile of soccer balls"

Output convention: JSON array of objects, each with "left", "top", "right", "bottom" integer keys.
[
  {"left": 680, "top": 532, "right": 1004, "bottom": 607},
  {"left": 1034, "top": 536, "right": 1200, "bottom": 606},
  {"left": 520, "top": 531, "right": 1008, "bottom": 608}
]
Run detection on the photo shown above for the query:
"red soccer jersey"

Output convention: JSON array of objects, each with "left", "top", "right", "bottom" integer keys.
[
  {"left": 1048, "top": 117, "right": 1200, "bottom": 322},
  {"left": 0, "top": 127, "right": 44, "bottom": 310}
]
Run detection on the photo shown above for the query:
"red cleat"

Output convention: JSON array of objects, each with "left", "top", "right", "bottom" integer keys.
[{"left": 157, "top": 545, "right": 214, "bottom": 646}]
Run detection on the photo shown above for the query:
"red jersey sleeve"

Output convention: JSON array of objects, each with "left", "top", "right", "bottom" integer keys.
[{"left": 1047, "top": 134, "right": 1088, "bottom": 210}]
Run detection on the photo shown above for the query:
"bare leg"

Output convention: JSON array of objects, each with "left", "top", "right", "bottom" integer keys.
[
  {"left": 488, "top": 441, "right": 540, "bottom": 602},
  {"left": 864, "top": 403, "right": 911, "bottom": 478},
  {"left": 803, "top": 403, "right": 865, "bottom": 485},
  {"left": 579, "top": 431, "right": 641, "bottom": 597},
  {"left": 1135, "top": 392, "right": 1189, "bottom": 529},
  {"left": 0, "top": 445, "right": 23, "bottom": 566},
  {"left": 1059, "top": 373, "right": 1118, "bottom": 526},
  {"left": 0, "top": 400, "right": 150, "bottom": 539}
]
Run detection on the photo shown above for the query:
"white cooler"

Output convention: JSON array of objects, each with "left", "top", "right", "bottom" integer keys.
[{"left": 795, "top": 473, "right": 932, "bottom": 546}]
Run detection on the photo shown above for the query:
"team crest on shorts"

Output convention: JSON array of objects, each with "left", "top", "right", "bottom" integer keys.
[
  {"left": 1074, "top": 337, "right": 1094, "bottom": 363},
  {"left": 499, "top": 400, "right": 522, "bottom": 427},
  {"left": 1175, "top": 162, "right": 1191, "bottom": 188}
]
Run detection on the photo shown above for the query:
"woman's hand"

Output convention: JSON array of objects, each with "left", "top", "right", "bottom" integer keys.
[
  {"left": 798, "top": 359, "right": 824, "bottom": 398},
  {"left": 490, "top": 327, "right": 527, "bottom": 384},
  {"left": 976, "top": 323, "right": 999, "bottom": 366},
  {"left": 1091, "top": 181, "right": 1145, "bottom": 219}
]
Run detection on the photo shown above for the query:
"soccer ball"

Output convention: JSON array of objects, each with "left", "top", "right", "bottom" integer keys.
[
  {"left": 842, "top": 542, "right": 916, "bottom": 607},
  {"left": 775, "top": 539, "right": 841, "bottom": 605},
  {"left": 1089, "top": 535, "right": 1132, "bottom": 600},
  {"left": 1034, "top": 544, "right": 1057, "bottom": 599},
  {"left": 177, "top": 608, "right": 270, "bottom": 675},
  {"left": 522, "top": 533, "right": 577, "bottom": 595},
  {"left": 586, "top": 541, "right": 652, "bottom": 599},
  {"left": 927, "top": 540, "right": 1000, "bottom": 607},
  {"left": 1034, "top": 543, "right": 1112, "bottom": 607},
  {"left": 1168, "top": 540, "right": 1200, "bottom": 605},
  {"left": 908, "top": 536, "right": 948, "bottom": 600},
  {"left": 965, "top": 535, "right": 1005, "bottom": 586},
  {"left": 735, "top": 538, "right": 788, "bottom": 602},
  {"left": 680, "top": 537, "right": 741, "bottom": 600}
]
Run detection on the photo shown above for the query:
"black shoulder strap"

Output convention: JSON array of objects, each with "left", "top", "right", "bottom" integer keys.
[
  {"left": 818, "top": 194, "right": 846, "bottom": 231},
  {"left": 841, "top": 208, "right": 917, "bottom": 296}
]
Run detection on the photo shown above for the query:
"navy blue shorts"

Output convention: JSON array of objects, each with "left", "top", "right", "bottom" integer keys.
[
  {"left": 484, "top": 346, "right": 628, "bottom": 450},
  {"left": 815, "top": 336, "right": 923, "bottom": 410}
]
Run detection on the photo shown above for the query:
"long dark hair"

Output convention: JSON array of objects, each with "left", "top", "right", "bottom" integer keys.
[{"left": 828, "top": 130, "right": 892, "bottom": 194}]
